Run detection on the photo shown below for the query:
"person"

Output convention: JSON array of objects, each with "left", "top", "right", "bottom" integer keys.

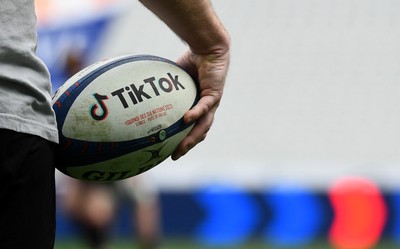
[
  {"left": 61, "top": 176, "right": 162, "bottom": 249},
  {"left": 139, "top": 0, "right": 231, "bottom": 161},
  {"left": 0, "top": 0, "right": 230, "bottom": 248}
]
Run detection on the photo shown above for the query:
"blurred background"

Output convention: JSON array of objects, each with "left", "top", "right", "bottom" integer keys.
[{"left": 36, "top": 0, "right": 400, "bottom": 248}]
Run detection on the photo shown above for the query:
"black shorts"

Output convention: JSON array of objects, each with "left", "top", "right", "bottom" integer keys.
[{"left": 0, "top": 129, "right": 56, "bottom": 249}]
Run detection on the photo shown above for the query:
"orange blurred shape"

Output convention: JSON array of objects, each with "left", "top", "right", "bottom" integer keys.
[
  {"left": 35, "top": 0, "right": 53, "bottom": 23},
  {"left": 328, "top": 177, "right": 387, "bottom": 249},
  {"left": 35, "top": 0, "right": 117, "bottom": 25}
]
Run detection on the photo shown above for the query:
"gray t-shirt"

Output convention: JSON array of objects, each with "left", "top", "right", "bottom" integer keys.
[{"left": 0, "top": 0, "right": 58, "bottom": 143}]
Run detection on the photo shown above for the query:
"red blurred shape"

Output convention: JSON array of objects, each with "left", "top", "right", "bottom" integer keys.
[{"left": 329, "top": 177, "right": 387, "bottom": 249}]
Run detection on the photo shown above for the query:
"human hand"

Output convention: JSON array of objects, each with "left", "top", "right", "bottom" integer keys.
[{"left": 171, "top": 48, "right": 230, "bottom": 160}]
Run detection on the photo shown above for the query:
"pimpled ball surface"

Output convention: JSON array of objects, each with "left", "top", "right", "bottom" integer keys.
[{"left": 52, "top": 55, "right": 198, "bottom": 181}]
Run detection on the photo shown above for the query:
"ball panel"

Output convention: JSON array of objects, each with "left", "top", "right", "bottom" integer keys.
[
  {"left": 63, "top": 60, "right": 196, "bottom": 142},
  {"left": 62, "top": 125, "right": 192, "bottom": 181},
  {"left": 56, "top": 114, "right": 193, "bottom": 166}
]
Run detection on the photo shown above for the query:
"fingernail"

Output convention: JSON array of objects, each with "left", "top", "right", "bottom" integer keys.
[{"left": 172, "top": 152, "right": 182, "bottom": 161}]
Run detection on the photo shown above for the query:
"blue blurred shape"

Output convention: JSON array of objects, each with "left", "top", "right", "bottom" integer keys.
[
  {"left": 390, "top": 192, "right": 400, "bottom": 243},
  {"left": 55, "top": 199, "right": 81, "bottom": 240},
  {"left": 194, "top": 184, "right": 260, "bottom": 246},
  {"left": 37, "top": 16, "right": 112, "bottom": 91},
  {"left": 264, "top": 184, "right": 324, "bottom": 246}
]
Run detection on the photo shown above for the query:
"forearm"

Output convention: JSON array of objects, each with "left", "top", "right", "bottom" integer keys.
[{"left": 138, "top": 0, "right": 230, "bottom": 54}]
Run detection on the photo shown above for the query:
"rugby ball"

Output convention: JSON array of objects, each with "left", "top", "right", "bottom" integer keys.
[{"left": 52, "top": 54, "right": 198, "bottom": 182}]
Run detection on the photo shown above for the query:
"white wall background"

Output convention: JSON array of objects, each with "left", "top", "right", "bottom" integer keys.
[{"left": 98, "top": 0, "right": 400, "bottom": 190}]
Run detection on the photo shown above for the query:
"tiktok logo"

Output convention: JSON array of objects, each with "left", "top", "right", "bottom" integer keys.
[{"left": 90, "top": 93, "right": 109, "bottom": 121}]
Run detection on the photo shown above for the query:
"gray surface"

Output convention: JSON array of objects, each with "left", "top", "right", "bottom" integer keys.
[{"left": 98, "top": 0, "right": 400, "bottom": 189}]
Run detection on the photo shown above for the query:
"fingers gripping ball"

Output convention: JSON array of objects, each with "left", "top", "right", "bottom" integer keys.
[{"left": 52, "top": 55, "right": 198, "bottom": 182}]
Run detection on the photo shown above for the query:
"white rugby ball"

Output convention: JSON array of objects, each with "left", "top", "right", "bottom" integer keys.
[{"left": 52, "top": 54, "right": 198, "bottom": 181}]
